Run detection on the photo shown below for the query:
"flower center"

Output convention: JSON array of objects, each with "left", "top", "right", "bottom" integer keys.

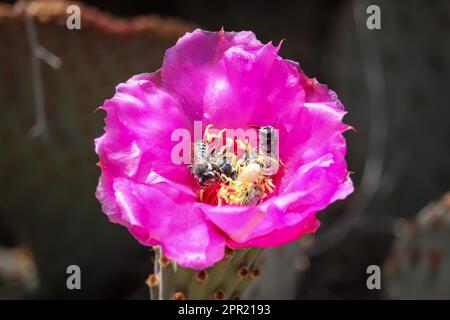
[{"left": 189, "top": 124, "right": 280, "bottom": 206}]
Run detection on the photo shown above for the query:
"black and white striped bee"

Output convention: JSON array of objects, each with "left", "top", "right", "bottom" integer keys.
[
  {"left": 258, "top": 125, "right": 279, "bottom": 159},
  {"left": 188, "top": 141, "right": 221, "bottom": 187},
  {"left": 241, "top": 185, "right": 265, "bottom": 206},
  {"left": 246, "top": 125, "right": 282, "bottom": 176},
  {"left": 216, "top": 154, "right": 238, "bottom": 180},
  {"left": 189, "top": 139, "right": 239, "bottom": 186}
]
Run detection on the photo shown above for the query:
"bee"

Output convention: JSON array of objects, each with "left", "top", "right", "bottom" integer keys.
[
  {"left": 243, "top": 145, "right": 258, "bottom": 164},
  {"left": 248, "top": 125, "right": 282, "bottom": 176},
  {"left": 235, "top": 138, "right": 257, "bottom": 169},
  {"left": 237, "top": 162, "right": 261, "bottom": 185},
  {"left": 188, "top": 141, "right": 221, "bottom": 187},
  {"left": 258, "top": 126, "right": 279, "bottom": 159},
  {"left": 241, "top": 185, "right": 265, "bottom": 206},
  {"left": 216, "top": 155, "right": 238, "bottom": 180},
  {"left": 215, "top": 138, "right": 238, "bottom": 180}
]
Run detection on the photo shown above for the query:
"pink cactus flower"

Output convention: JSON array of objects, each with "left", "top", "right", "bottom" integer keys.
[{"left": 95, "top": 29, "right": 353, "bottom": 269}]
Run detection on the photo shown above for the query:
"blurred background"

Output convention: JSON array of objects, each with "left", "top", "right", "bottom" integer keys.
[{"left": 0, "top": 0, "right": 449, "bottom": 299}]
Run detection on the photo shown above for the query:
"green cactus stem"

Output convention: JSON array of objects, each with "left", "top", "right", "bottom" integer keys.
[
  {"left": 147, "top": 246, "right": 263, "bottom": 300},
  {"left": 384, "top": 192, "right": 450, "bottom": 299}
]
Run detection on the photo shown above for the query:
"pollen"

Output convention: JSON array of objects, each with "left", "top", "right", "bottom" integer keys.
[
  {"left": 216, "top": 172, "right": 274, "bottom": 206},
  {"left": 192, "top": 124, "right": 278, "bottom": 206}
]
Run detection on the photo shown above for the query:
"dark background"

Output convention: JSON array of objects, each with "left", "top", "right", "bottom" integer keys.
[{"left": 0, "top": 0, "right": 449, "bottom": 299}]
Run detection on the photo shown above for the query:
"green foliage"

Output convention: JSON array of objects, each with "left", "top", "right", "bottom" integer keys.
[
  {"left": 384, "top": 193, "right": 450, "bottom": 299},
  {"left": 148, "top": 247, "right": 262, "bottom": 300}
]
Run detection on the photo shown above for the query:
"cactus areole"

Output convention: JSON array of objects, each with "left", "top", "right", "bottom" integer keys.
[{"left": 94, "top": 29, "right": 353, "bottom": 272}]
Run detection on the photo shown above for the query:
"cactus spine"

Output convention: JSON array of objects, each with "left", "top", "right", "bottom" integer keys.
[
  {"left": 384, "top": 192, "right": 450, "bottom": 299},
  {"left": 147, "top": 247, "right": 262, "bottom": 300}
]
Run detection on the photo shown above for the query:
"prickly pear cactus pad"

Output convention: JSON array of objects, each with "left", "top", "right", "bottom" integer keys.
[
  {"left": 94, "top": 28, "right": 353, "bottom": 299},
  {"left": 148, "top": 247, "right": 262, "bottom": 300},
  {"left": 0, "top": 0, "right": 193, "bottom": 297},
  {"left": 384, "top": 193, "right": 450, "bottom": 299}
]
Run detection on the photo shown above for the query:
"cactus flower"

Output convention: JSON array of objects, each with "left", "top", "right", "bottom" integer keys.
[{"left": 95, "top": 29, "right": 353, "bottom": 270}]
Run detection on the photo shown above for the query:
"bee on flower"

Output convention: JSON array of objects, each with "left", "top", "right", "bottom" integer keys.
[{"left": 95, "top": 29, "right": 353, "bottom": 270}]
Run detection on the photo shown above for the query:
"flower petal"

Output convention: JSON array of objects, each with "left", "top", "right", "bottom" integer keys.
[
  {"left": 199, "top": 68, "right": 353, "bottom": 247},
  {"left": 162, "top": 29, "right": 306, "bottom": 129},
  {"left": 228, "top": 212, "right": 319, "bottom": 248},
  {"left": 162, "top": 29, "right": 264, "bottom": 122},
  {"left": 94, "top": 29, "right": 354, "bottom": 268},
  {"left": 95, "top": 72, "right": 194, "bottom": 187},
  {"left": 96, "top": 168, "right": 226, "bottom": 269}
]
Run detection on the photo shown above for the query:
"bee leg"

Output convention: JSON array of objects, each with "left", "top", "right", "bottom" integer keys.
[
  {"left": 208, "top": 146, "right": 216, "bottom": 157},
  {"left": 218, "top": 145, "right": 227, "bottom": 156},
  {"left": 212, "top": 163, "right": 222, "bottom": 174}
]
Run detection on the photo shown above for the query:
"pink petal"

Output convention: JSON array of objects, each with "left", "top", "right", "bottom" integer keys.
[
  {"left": 229, "top": 212, "right": 320, "bottom": 248},
  {"left": 199, "top": 64, "right": 353, "bottom": 247},
  {"left": 162, "top": 29, "right": 306, "bottom": 129},
  {"left": 162, "top": 29, "right": 264, "bottom": 122},
  {"left": 94, "top": 30, "right": 354, "bottom": 268},
  {"left": 96, "top": 168, "right": 226, "bottom": 269},
  {"left": 95, "top": 72, "right": 194, "bottom": 187}
]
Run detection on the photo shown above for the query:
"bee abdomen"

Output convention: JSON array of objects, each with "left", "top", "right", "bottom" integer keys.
[
  {"left": 259, "top": 126, "right": 278, "bottom": 157},
  {"left": 193, "top": 141, "right": 209, "bottom": 162},
  {"left": 242, "top": 187, "right": 263, "bottom": 206}
]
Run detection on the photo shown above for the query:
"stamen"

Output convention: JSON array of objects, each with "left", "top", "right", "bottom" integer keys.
[
  {"left": 193, "top": 124, "right": 278, "bottom": 206},
  {"left": 204, "top": 125, "right": 227, "bottom": 145},
  {"left": 204, "top": 124, "right": 214, "bottom": 141},
  {"left": 217, "top": 128, "right": 226, "bottom": 141}
]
